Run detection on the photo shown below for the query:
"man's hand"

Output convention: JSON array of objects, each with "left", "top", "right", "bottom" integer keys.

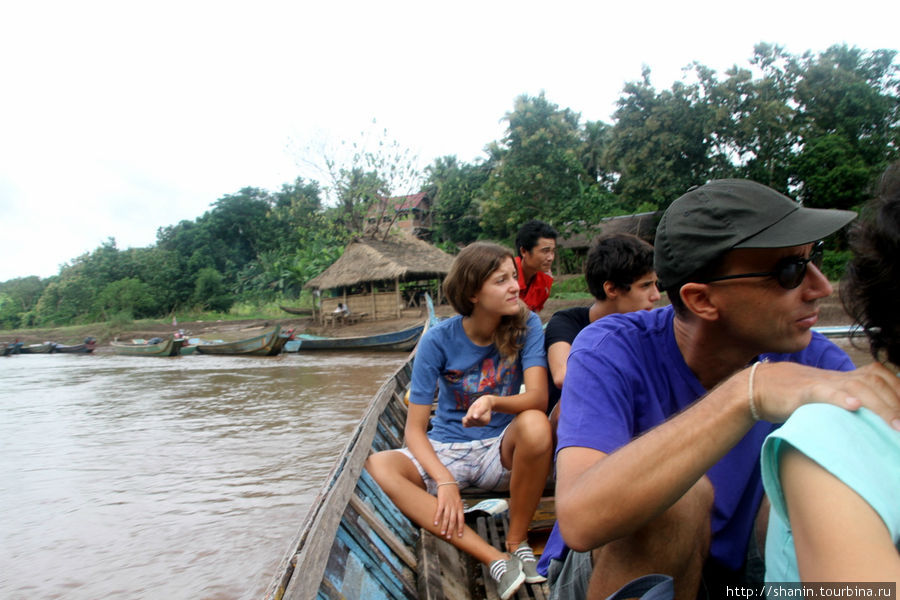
[{"left": 755, "top": 362, "right": 900, "bottom": 429}]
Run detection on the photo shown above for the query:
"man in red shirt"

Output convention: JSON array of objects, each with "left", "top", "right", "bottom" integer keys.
[{"left": 514, "top": 220, "right": 558, "bottom": 312}]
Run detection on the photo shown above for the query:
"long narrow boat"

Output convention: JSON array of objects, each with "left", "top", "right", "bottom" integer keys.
[
  {"left": 19, "top": 342, "right": 55, "bottom": 354},
  {"left": 2, "top": 341, "right": 23, "bottom": 356},
  {"left": 279, "top": 305, "right": 313, "bottom": 317},
  {"left": 284, "top": 324, "right": 424, "bottom": 352},
  {"left": 51, "top": 337, "right": 97, "bottom": 353},
  {"left": 110, "top": 337, "right": 185, "bottom": 357},
  {"left": 284, "top": 295, "right": 435, "bottom": 353},
  {"left": 265, "top": 307, "right": 553, "bottom": 600},
  {"left": 195, "top": 325, "right": 292, "bottom": 356}
]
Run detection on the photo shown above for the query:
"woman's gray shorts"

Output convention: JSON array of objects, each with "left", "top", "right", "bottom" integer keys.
[{"left": 398, "top": 429, "right": 511, "bottom": 495}]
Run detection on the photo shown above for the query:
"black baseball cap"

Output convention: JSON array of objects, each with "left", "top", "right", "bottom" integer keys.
[{"left": 655, "top": 179, "right": 857, "bottom": 290}]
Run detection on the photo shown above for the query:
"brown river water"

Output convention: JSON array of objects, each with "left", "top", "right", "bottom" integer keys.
[
  {"left": 0, "top": 351, "right": 407, "bottom": 600},
  {"left": 0, "top": 336, "right": 875, "bottom": 600}
]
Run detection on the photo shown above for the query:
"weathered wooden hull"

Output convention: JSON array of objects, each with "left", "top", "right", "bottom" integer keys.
[
  {"left": 265, "top": 299, "right": 551, "bottom": 600},
  {"left": 279, "top": 305, "right": 313, "bottom": 316},
  {"left": 195, "top": 325, "right": 290, "bottom": 356},
  {"left": 265, "top": 350, "right": 417, "bottom": 600},
  {"left": 1, "top": 342, "right": 20, "bottom": 356},
  {"left": 19, "top": 342, "right": 55, "bottom": 354},
  {"left": 110, "top": 338, "right": 185, "bottom": 356},
  {"left": 284, "top": 325, "right": 424, "bottom": 352},
  {"left": 51, "top": 341, "right": 96, "bottom": 353}
]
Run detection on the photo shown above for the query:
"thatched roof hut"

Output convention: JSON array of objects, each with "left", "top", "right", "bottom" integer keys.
[
  {"left": 557, "top": 212, "right": 661, "bottom": 250},
  {"left": 556, "top": 212, "right": 661, "bottom": 273},
  {"left": 306, "top": 232, "right": 455, "bottom": 322}
]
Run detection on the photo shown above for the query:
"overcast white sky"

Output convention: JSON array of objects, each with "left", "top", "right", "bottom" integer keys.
[{"left": 1, "top": 0, "right": 897, "bottom": 282}]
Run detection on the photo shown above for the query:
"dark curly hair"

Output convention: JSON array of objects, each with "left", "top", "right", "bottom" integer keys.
[
  {"left": 840, "top": 161, "right": 900, "bottom": 367},
  {"left": 585, "top": 233, "right": 655, "bottom": 300}
]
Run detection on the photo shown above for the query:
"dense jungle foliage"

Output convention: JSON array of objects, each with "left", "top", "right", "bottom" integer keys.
[{"left": 1, "top": 44, "right": 898, "bottom": 329}]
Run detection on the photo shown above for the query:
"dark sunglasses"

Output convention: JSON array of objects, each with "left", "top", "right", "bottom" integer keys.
[{"left": 703, "top": 241, "right": 825, "bottom": 290}]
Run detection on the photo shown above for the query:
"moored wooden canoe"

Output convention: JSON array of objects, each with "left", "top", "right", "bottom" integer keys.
[
  {"left": 19, "top": 342, "right": 55, "bottom": 354},
  {"left": 195, "top": 325, "right": 291, "bottom": 356},
  {"left": 110, "top": 337, "right": 185, "bottom": 357}
]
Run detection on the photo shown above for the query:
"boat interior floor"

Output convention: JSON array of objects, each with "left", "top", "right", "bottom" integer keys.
[{"left": 418, "top": 498, "right": 554, "bottom": 600}]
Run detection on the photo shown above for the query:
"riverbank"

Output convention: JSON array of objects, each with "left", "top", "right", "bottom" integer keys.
[
  {"left": 1, "top": 286, "right": 854, "bottom": 352},
  {"left": 0, "top": 304, "right": 455, "bottom": 353}
]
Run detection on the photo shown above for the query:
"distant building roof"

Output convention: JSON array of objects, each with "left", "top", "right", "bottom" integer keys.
[{"left": 388, "top": 192, "right": 428, "bottom": 211}]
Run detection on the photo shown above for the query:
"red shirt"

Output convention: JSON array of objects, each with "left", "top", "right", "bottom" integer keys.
[{"left": 515, "top": 256, "right": 553, "bottom": 312}]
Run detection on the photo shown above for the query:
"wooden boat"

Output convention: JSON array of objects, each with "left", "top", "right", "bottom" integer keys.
[
  {"left": 279, "top": 305, "right": 314, "bottom": 317},
  {"left": 2, "top": 341, "right": 23, "bottom": 356},
  {"left": 265, "top": 311, "right": 553, "bottom": 600},
  {"left": 51, "top": 337, "right": 97, "bottom": 353},
  {"left": 284, "top": 324, "right": 424, "bottom": 352},
  {"left": 195, "top": 325, "right": 292, "bottom": 356},
  {"left": 284, "top": 295, "right": 435, "bottom": 353},
  {"left": 110, "top": 337, "right": 185, "bottom": 357},
  {"left": 180, "top": 343, "right": 198, "bottom": 355},
  {"left": 19, "top": 342, "right": 55, "bottom": 354}
]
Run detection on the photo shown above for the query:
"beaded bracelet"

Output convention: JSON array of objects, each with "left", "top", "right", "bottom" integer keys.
[{"left": 748, "top": 361, "right": 762, "bottom": 421}]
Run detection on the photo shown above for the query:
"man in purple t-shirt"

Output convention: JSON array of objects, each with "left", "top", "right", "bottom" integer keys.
[{"left": 547, "top": 180, "right": 900, "bottom": 600}]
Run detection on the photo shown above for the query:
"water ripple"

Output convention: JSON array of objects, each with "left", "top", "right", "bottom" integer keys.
[{"left": 0, "top": 351, "right": 406, "bottom": 600}]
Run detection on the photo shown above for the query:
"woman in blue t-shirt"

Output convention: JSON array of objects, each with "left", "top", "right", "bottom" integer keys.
[
  {"left": 761, "top": 162, "right": 900, "bottom": 583},
  {"left": 366, "top": 241, "right": 552, "bottom": 600}
]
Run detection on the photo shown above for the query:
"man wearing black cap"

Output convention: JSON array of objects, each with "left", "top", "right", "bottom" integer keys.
[{"left": 541, "top": 180, "right": 900, "bottom": 599}]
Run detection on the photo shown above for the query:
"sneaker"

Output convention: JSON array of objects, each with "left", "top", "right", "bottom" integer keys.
[
  {"left": 511, "top": 541, "right": 547, "bottom": 584},
  {"left": 489, "top": 555, "right": 526, "bottom": 600}
]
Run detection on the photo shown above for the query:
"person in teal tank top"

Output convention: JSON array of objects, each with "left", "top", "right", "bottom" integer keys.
[{"left": 762, "top": 161, "right": 900, "bottom": 582}]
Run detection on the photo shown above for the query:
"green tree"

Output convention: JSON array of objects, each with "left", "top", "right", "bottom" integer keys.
[
  {"left": 192, "top": 267, "right": 233, "bottom": 312},
  {"left": 581, "top": 120, "right": 614, "bottom": 187},
  {"left": 33, "top": 273, "right": 95, "bottom": 326},
  {"left": 305, "top": 124, "right": 423, "bottom": 239},
  {"left": 790, "top": 45, "right": 900, "bottom": 207},
  {"left": 480, "top": 92, "right": 590, "bottom": 239},
  {"left": 702, "top": 44, "right": 799, "bottom": 191},
  {"left": 424, "top": 155, "right": 488, "bottom": 246},
  {"left": 95, "top": 278, "right": 156, "bottom": 319},
  {"left": 602, "top": 68, "right": 716, "bottom": 211},
  {"left": 271, "top": 177, "right": 324, "bottom": 248},
  {"left": 0, "top": 276, "right": 46, "bottom": 327},
  {"left": 126, "top": 247, "right": 182, "bottom": 315},
  {"left": 0, "top": 293, "right": 19, "bottom": 329}
]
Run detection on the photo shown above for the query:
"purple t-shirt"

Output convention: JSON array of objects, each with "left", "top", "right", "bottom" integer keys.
[
  {"left": 408, "top": 312, "right": 547, "bottom": 442},
  {"left": 539, "top": 305, "right": 854, "bottom": 573}
]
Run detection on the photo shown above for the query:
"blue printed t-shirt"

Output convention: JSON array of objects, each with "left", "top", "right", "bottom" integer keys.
[
  {"left": 408, "top": 312, "right": 547, "bottom": 443},
  {"left": 762, "top": 404, "right": 900, "bottom": 581},
  {"left": 539, "top": 305, "right": 854, "bottom": 573}
]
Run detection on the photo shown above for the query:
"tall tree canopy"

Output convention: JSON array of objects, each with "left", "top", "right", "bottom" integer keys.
[
  {"left": 480, "top": 93, "right": 592, "bottom": 239},
  {"left": 5, "top": 43, "right": 897, "bottom": 328}
]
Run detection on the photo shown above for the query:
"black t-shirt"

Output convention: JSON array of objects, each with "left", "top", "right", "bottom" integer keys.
[{"left": 544, "top": 306, "right": 591, "bottom": 413}]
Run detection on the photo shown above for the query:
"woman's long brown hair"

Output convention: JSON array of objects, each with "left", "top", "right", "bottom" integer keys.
[{"left": 442, "top": 241, "right": 530, "bottom": 360}]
